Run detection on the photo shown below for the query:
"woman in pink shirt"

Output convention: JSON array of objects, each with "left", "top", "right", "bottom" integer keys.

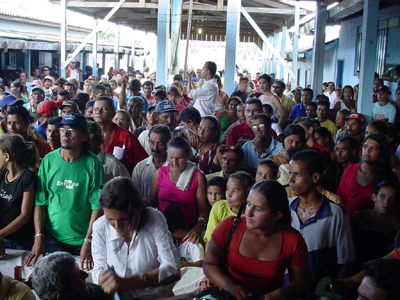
[{"left": 150, "top": 136, "right": 209, "bottom": 244}]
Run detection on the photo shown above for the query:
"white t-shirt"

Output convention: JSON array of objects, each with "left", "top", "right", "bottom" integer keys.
[{"left": 178, "top": 237, "right": 205, "bottom": 263}]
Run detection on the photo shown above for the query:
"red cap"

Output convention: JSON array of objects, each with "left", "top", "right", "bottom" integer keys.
[
  {"left": 345, "top": 113, "right": 365, "bottom": 124},
  {"left": 377, "top": 85, "right": 390, "bottom": 93},
  {"left": 38, "top": 100, "right": 62, "bottom": 117},
  {"left": 113, "top": 70, "right": 119, "bottom": 74},
  {"left": 239, "top": 76, "right": 249, "bottom": 82}
]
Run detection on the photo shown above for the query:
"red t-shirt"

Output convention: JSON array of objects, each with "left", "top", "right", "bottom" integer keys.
[
  {"left": 101, "top": 124, "right": 148, "bottom": 174},
  {"left": 211, "top": 217, "right": 308, "bottom": 299},
  {"left": 336, "top": 163, "right": 373, "bottom": 218}
]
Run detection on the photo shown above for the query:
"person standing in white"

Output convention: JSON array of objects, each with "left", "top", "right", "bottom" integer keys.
[{"left": 187, "top": 62, "right": 219, "bottom": 117}]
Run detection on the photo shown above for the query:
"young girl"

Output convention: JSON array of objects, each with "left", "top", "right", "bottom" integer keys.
[
  {"left": 255, "top": 158, "right": 279, "bottom": 182},
  {"left": 203, "top": 171, "right": 254, "bottom": 250},
  {"left": 207, "top": 176, "right": 227, "bottom": 207},
  {"left": 352, "top": 180, "right": 400, "bottom": 269},
  {"left": 0, "top": 134, "right": 38, "bottom": 254}
]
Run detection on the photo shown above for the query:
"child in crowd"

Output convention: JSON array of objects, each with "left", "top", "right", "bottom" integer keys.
[
  {"left": 0, "top": 134, "right": 38, "bottom": 253},
  {"left": 255, "top": 158, "right": 279, "bottom": 182},
  {"left": 352, "top": 180, "right": 400, "bottom": 269},
  {"left": 203, "top": 171, "right": 254, "bottom": 251},
  {"left": 206, "top": 176, "right": 227, "bottom": 207},
  {"left": 164, "top": 205, "right": 204, "bottom": 267}
]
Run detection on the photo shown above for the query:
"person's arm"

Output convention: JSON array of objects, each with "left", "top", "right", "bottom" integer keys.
[
  {"left": 99, "top": 267, "right": 180, "bottom": 294},
  {"left": 80, "top": 209, "right": 103, "bottom": 270},
  {"left": 203, "top": 239, "right": 252, "bottom": 300},
  {"left": 333, "top": 102, "right": 341, "bottom": 120},
  {"left": 0, "top": 190, "right": 35, "bottom": 239},
  {"left": 119, "top": 75, "right": 129, "bottom": 110},
  {"left": 272, "top": 95, "right": 287, "bottom": 128},
  {"left": 149, "top": 171, "right": 160, "bottom": 203},
  {"left": 91, "top": 217, "right": 107, "bottom": 284},
  {"left": 23, "top": 205, "right": 47, "bottom": 266},
  {"left": 259, "top": 263, "right": 309, "bottom": 300},
  {"left": 187, "top": 172, "right": 209, "bottom": 244},
  {"left": 186, "top": 72, "right": 196, "bottom": 95}
]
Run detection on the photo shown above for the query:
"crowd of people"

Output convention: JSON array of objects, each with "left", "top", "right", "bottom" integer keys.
[{"left": 1, "top": 59, "right": 400, "bottom": 300}]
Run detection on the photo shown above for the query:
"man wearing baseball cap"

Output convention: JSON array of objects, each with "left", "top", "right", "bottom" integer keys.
[
  {"left": 206, "top": 146, "right": 244, "bottom": 181},
  {"left": 66, "top": 58, "right": 80, "bottom": 81},
  {"left": 26, "top": 86, "right": 45, "bottom": 124},
  {"left": 344, "top": 112, "right": 365, "bottom": 151},
  {"left": 25, "top": 113, "right": 104, "bottom": 270},
  {"left": 230, "top": 77, "right": 250, "bottom": 103},
  {"left": 59, "top": 100, "right": 80, "bottom": 118},
  {"left": 372, "top": 85, "right": 396, "bottom": 124},
  {"left": 138, "top": 100, "right": 177, "bottom": 155}
]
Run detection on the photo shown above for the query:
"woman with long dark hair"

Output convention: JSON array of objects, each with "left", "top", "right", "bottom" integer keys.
[
  {"left": 92, "top": 177, "right": 180, "bottom": 299},
  {"left": 337, "top": 132, "right": 397, "bottom": 218},
  {"left": 203, "top": 180, "right": 309, "bottom": 299}
]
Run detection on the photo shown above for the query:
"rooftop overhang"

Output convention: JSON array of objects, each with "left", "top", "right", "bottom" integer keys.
[{"left": 49, "top": 0, "right": 313, "bottom": 44}]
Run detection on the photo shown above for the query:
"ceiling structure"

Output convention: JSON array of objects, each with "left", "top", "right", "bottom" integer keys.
[{"left": 50, "top": 0, "right": 313, "bottom": 47}]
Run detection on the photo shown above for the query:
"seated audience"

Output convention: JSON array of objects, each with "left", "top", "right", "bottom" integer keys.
[
  {"left": 255, "top": 158, "right": 279, "bottom": 182},
  {"left": 206, "top": 176, "right": 227, "bottom": 206},
  {"left": 45, "top": 116, "right": 62, "bottom": 151},
  {"left": 288, "top": 150, "right": 355, "bottom": 286},
  {"left": 317, "top": 100, "right": 338, "bottom": 139},
  {"left": 133, "top": 104, "right": 157, "bottom": 138},
  {"left": 241, "top": 113, "right": 284, "bottom": 171},
  {"left": 337, "top": 132, "right": 396, "bottom": 218},
  {"left": 289, "top": 88, "right": 313, "bottom": 120},
  {"left": 335, "top": 136, "right": 359, "bottom": 178},
  {"left": 203, "top": 180, "right": 309, "bottom": 299},
  {"left": 164, "top": 205, "right": 205, "bottom": 267},
  {"left": 112, "top": 109, "right": 131, "bottom": 131},
  {"left": 132, "top": 124, "right": 171, "bottom": 197},
  {"left": 206, "top": 146, "right": 243, "bottom": 181},
  {"left": 344, "top": 112, "right": 365, "bottom": 151},
  {"left": 150, "top": 136, "right": 209, "bottom": 243},
  {"left": 352, "top": 180, "right": 400, "bottom": 269},
  {"left": 32, "top": 252, "right": 111, "bottom": 300},
  {"left": 372, "top": 85, "right": 396, "bottom": 123},
  {"left": 335, "top": 109, "right": 351, "bottom": 140},
  {"left": 92, "top": 177, "right": 180, "bottom": 299},
  {"left": 305, "top": 101, "right": 317, "bottom": 119}
]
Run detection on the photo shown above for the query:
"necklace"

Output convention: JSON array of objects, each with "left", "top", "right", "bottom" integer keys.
[
  {"left": 5, "top": 169, "right": 26, "bottom": 184},
  {"left": 298, "top": 204, "right": 318, "bottom": 214}
]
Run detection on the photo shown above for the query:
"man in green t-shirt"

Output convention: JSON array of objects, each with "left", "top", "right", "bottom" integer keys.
[{"left": 24, "top": 113, "right": 103, "bottom": 270}]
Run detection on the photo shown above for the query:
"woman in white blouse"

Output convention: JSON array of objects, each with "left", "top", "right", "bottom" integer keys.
[{"left": 92, "top": 177, "right": 181, "bottom": 299}]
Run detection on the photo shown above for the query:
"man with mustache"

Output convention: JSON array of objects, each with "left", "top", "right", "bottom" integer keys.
[{"left": 132, "top": 124, "right": 171, "bottom": 197}]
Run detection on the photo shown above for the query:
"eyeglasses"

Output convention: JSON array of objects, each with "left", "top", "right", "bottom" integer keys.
[
  {"left": 252, "top": 123, "right": 265, "bottom": 131},
  {"left": 59, "top": 127, "right": 78, "bottom": 135},
  {"left": 43, "top": 69, "right": 49, "bottom": 72}
]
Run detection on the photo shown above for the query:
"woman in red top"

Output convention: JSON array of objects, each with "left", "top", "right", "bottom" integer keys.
[
  {"left": 204, "top": 180, "right": 309, "bottom": 300},
  {"left": 337, "top": 132, "right": 396, "bottom": 218}
]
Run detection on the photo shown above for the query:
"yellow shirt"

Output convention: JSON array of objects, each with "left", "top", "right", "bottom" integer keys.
[
  {"left": 0, "top": 275, "right": 35, "bottom": 300},
  {"left": 320, "top": 119, "right": 338, "bottom": 141},
  {"left": 0, "top": 119, "right": 45, "bottom": 141},
  {"left": 204, "top": 200, "right": 236, "bottom": 242},
  {"left": 277, "top": 94, "right": 295, "bottom": 118}
]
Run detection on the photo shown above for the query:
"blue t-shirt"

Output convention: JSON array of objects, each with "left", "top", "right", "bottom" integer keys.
[
  {"left": 371, "top": 101, "right": 396, "bottom": 123},
  {"left": 289, "top": 103, "right": 307, "bottom": 120},
  {"left": 125, "top": 92, "right": 148, "bottom": 113}
]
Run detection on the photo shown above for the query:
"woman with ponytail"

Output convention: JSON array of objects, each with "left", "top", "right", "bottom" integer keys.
[{"left": 0, "top": 134, "right": 39, "bottom": 254}]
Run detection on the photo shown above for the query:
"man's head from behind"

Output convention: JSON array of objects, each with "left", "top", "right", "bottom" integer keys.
[
  {"left": 32, "top": 252, "right": 88, "bottom": 300},
  {"left": 358, "top": 258, "right": 400, "bottom": 300}
]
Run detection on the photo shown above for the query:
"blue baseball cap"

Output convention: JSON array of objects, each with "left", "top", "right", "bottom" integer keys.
[
  {"left": 0, "top": 95, "right": 24, "bottom": 109},
  {"left": 155, "top": 100, "right": 178, "bottom": 114},
  {"left": 59, "top": 113, "right": 88, "bottom": 131}
]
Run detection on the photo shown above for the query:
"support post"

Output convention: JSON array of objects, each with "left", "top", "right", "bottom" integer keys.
[
  {"left": 292, "top": 3, "right": 299, "bottom": 86},
  {"left": 280, "top": 27, "right": 287, "bottom": 80},
  {"left": 224, "top": 0, "right": 241, "bottom": 94},
  {"left": 272, "top": 32, "right": 278, "bottom": 75},
  {"left": 60, "top": 0, "right": 67, "bottom": 78},
  {"left": 171, "top": 0, "right": 183, "bottom": 75},
  {"left": 156, "top": 0, "right": 170, "bottom": 86},
  {"left": 24, "top": 50, "right": 31, "bottom": 80},
  {"left": 311, "top": 1, "right": 327, "bottom": 96},
  {"left": 92, "top": 18, "right": 98, "bottom": 77},
  {"left": 269, "top": 36, "right": 273, "bottom": 74},
  {"left": 114, "top": 22, "right": 120, "bottom": 70},
  {"left": 358, "top": 0, "right": 379, "bottom": 122},
  {"left": 183, "top": 0, "right": 194, "bottom": 74},
  {"left": 262, "top": 42, "right": 267, "bottom": 74}
]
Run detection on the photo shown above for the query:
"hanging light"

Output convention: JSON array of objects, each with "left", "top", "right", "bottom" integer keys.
[{"left": 198, "top": 28, "right": 203, "bottom": 34}]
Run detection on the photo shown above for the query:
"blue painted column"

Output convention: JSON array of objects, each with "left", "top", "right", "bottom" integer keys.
[
  {"left": 114, "top": 22, "right": 120, "bottom": 70},
  {"left": 272, "top": 32, "right": 278, "bottom": 75},
  {"left": 262, "top": 42, "right": 267, "bottom": 74},
  {"left": 60, "top": 0, "right": 67, "bottom": 78},
  {"left": 224, "top": 0, "right": 241, "bottom": 95},
  {"left": 292, "top": 4, "right": 299, "bottom": 86},
  {"left": 92, "top": 18, "right": 98, "bottom": 77},
  {"left": 280, "top": 27, "right": 287, "bottom": 81},
  {"left": 157, "top": 0, "right": 170, "bottom": 86},
  {"left": 269, "top": 36, "right": 273, "bottom": 74},
  {"left": 170, "top": 0, "right": 183, "bottom": 75},
  {"left": 311, "top": 2, "right": 327, "bottom": 96},
  {"left": 358, "top": 0, "right": 379, "bottom": 123},
  {"left": 24, "top": 50, "right": 31, "bottom": 77}
]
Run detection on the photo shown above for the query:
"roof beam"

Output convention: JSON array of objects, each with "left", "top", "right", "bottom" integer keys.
[{"left": 58, "top": 1, "right": 306, "bottom": 14}]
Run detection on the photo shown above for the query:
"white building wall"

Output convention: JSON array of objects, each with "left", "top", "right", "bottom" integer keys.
[{"left": 338, "top": 5, "right": 400, "bottom": 87}]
